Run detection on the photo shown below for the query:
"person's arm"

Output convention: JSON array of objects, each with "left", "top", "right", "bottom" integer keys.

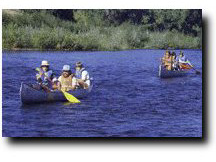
[
  {"left": 81, "top": 71, "right": 88, "bottom": 82},
  {"left": 71, "top": 77, "right": 77, "bottom": 90},
  {"left": 36, "top": 73, "right": 41, "bottom": 80},
  {"left": 45, "top": 70, "right": 53, "bottom": 79},
  {"left": 57, "top": 76, "right": 62, "bottom": 90},
  {"left": 36, "top": 73, "right": 42, "bottom": 83},
  {"left": 36, "top": 68, "right": 43, "bottom": 82},
  {"left": 76, "top": 71, "right": 86, "bottom": 82}
]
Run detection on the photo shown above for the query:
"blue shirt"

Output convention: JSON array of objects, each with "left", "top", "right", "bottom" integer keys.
[{"left": 36, "top": 69, "right": 54, "bottom": 88}]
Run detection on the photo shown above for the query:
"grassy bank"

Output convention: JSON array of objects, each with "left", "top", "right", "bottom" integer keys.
[{"left": 2, "top": 10, "right": 202, "bottom": 51}]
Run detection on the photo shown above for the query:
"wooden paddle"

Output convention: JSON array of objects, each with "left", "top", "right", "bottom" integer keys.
[{"left": 36, "top": 68, "right": 81, "bottom": 103}]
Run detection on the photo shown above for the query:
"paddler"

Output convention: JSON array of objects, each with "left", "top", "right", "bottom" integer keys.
[
  {"left": 162, "top": 50, "right": 173, "bottom": 70},
  {"left": 177, "top": 51, "right": 188, "bottom": 62},
  {"left": 171, "top": 51, "right": 179, "bottom": 70},
  {"left": 35, "top": 60, "right": 55, "bottom": 92},
  {"left": 75, "top": 62, "right": 90, "bottom": 89},
  {"left": 162, "top": 50, "right": 169, "bottom": 65},
  {"left": 176, "top": 51, "right": 193, "bottom": 70},
  {"left": 58, "top": 65, "right": 77, "bottom": 91}
]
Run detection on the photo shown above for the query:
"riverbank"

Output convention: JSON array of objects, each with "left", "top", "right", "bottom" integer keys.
[{"left": 2, "top": 9, "right": 202, "bottom": 51}]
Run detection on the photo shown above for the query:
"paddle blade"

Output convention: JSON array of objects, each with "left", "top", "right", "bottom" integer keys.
[{"left": 62, "top": 90, "right": 81, "bottom": 103}]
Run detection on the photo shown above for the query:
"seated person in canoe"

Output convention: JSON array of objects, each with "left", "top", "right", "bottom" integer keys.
[
  {"left": 75, "top": 62, "right": 90, "bottom": 89},
  {"left": 35, "top": 60, "right": 56, "bottom": 92},
  {"left": 58, "top": 65, "right": 77, "bottom": 91},
  {"left": 161, "top": 50, "right": 174, "bottom": 71},
  {"left": 162, "top": 50, "right": 193, "bottom": 71},
  {"left": 176, "top": 51, "right": 193, "bottom": 70},
  {"left": 171, "top": 52, "right": 179, "bottom": 70}
]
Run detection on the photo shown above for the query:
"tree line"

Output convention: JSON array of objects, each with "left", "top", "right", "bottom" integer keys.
[{"left": 2, "top": 9, "right": 202, "bottom": 50}]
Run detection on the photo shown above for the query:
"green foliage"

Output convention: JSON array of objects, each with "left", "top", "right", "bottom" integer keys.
[
  {"left": 2, "top": 23, "right": 18, "bottom": 49},
  {"left": 2, "top": 9, "right": 202, "bottom": 50},
  {"left": 152, "top": 9, "right": 189, "bottom": 31},
  {"left": 146, "top": 30, "right": 201, "bottom": 49},
  {"left": 73, "top": 10, "right": 106, "bottom": 32}
]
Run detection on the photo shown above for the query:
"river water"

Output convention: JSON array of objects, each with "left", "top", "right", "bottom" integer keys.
[{"left": 2, "top": 49, "right": 202, "bottom": 137}]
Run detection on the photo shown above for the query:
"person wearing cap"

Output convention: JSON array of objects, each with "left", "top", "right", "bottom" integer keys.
[
  {"left": 36, "top": 60, "right": 55, "bottom": 92},
  {"left": 58, "top": 65, "right": 76, "bottom": 91},
  {"left": 75, "top": 62, "right": 90, "bottom": 89}
]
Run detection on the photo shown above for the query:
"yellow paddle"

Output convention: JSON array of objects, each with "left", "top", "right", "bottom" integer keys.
[
  {"left": 36, "top": 67, "right": 81, "bottom": 103},
  {"left": 61, "top": 90, "right": 81, "bottom": 103}
]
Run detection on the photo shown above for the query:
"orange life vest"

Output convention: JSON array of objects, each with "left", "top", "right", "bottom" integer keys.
[{"left": 59, "top": 75, "right": 73, "bottom": 91}]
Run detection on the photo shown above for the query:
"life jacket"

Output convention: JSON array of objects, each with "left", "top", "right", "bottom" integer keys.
[
  {"left": 59, "top": 75, "right": 73, "bottom": 91},
  {"left": 75, "top": 68, "right": 89, "bottom": 81},
  {"left": 38, "top": 68, "right": 53, "bottom": 87}
]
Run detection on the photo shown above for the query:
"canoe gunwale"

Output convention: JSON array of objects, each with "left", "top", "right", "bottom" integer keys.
[
  {"left": 159, "top": 64, "right": 189, "bottom": 78},
  {"left": 20, "top": 82, "right": 93, "bottom": 104}
]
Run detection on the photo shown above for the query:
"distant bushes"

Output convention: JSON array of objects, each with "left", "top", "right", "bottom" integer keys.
[
  {"left": 146, "top": 30, "right": 201, "bottom": 49},
  {"left": 2, "top": 10, "right": 202, "bottom": 50},
  {"left": 2, "top": 23, "right": 152, "bottom": 50}
]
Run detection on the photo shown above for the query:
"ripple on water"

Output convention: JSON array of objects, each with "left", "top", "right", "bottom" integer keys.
[{"left": 2, "top": 50, "right": 202, "bottom": 137}]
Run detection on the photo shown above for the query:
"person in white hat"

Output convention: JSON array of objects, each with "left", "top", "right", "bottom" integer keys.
[
  {"left": 58, "top": 65, "right": 77, "bottom": 91},
  {"left": 35, "top": 60, "right": 55, "bottom": 92}
]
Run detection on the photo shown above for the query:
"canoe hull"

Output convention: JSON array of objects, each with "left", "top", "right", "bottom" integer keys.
[
  {"left": 159, "top": 65, "right": 188, "bottom": 78},
  {"left": 20, "top": 82, "right": 93, "bottom": 104}
]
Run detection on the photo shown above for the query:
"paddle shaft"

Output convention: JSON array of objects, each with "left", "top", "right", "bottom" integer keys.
[
  {"left": 178, "top": 61, "right": 200, "bottom": 74},
  {"left": 191, "top": 66, "right": 201, "bottom": 74}
]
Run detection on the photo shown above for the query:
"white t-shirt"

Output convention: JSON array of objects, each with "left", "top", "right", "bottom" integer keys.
[{"left": 81, "top": 70, "right": 90, "bottom": 86}]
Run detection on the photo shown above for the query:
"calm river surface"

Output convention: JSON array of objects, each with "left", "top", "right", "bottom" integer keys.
[{"left": 2, "top": 49, "right": 202, "bottom": 137}]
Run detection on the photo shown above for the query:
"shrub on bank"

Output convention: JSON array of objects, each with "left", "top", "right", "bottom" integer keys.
[
  {"left": 2, "top": 10, "right": 201, "bottom": 50},
  {"left": 146, "top": 30, "right": 201, "bottom": 49}
]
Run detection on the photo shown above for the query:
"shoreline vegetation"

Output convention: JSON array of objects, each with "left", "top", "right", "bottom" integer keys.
[{"left": 2, "top": 9, "right": 202, "bottom": 51}]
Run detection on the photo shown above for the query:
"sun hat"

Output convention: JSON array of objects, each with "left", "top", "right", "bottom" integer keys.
[
  {"left": 62, "top": 65, "right": 70, "bottom": 71},
  {"left": 41, "top": 60, "right": 49, "bottom": 66}
]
